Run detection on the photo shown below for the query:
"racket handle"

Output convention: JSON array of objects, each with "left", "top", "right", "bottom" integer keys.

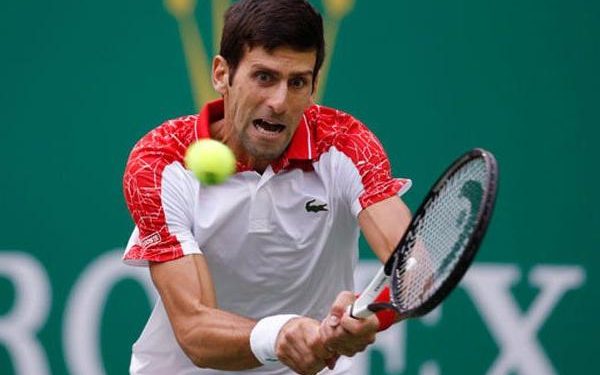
[{"left": 349, "top": 267, "right": 389, "bottom": 319}]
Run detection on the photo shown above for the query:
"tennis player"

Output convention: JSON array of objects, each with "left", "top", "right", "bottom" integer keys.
[{"left": 122, "top": 0, "right": 412, "bottom": 374}]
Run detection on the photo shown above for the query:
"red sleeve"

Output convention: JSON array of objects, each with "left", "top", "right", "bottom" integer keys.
[
  {"left": 122, "top": 119, "right": 199, "bottom": 264},
  {"left": 319, "top": 111, "right": 410, "bottom": 212},
  {"left": 338, "top": 118, "right": 408, "bottom": 208}
]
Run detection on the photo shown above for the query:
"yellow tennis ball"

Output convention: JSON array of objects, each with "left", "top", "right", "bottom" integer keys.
[{"left": 184, "top": 139, "right": 236, "bottom": 185}]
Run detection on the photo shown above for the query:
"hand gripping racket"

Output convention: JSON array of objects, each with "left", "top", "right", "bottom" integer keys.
[{"left": 350, "top": 148, "right": 498, "bottom": 321}]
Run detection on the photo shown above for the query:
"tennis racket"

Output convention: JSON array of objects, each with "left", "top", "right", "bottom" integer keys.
[{"left": 350, "top": 148, "right": 498, "bottom": 320}]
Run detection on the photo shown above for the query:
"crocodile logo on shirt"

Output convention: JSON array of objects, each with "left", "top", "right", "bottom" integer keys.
[{"left": 305, "top": 199, "right": 328, "bottom": 213}]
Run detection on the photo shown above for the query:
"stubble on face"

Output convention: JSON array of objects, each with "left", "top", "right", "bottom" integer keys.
[
  {"left": 239, "top": 119, "right": 291, "bottom": 162},
  {"left": 212, "top": 117, "right": 283, "bottom": 170},
  {"left": 214, "top": 46, "right": 316, "bottom": 172}
]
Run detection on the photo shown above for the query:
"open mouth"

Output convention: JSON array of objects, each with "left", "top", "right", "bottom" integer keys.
[{"left": 253, "top": 119, "right": 285, "bottom": 134}]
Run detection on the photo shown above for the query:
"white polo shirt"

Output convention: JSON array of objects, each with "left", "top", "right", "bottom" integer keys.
[{"left": 123, "top": 99, "right": 411, "bottom": 374}]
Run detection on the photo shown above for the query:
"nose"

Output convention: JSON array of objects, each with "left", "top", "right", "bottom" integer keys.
[{"left": 266, "top": 82, "right": 289, "bottom": 115}]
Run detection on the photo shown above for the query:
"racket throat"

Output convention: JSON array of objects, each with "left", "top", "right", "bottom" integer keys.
[
  {"left": 365, "top": 302, "right": 397, "bottom": 316},
  {"left": 351, "top": 268, "right": 396, "bottom": 318}
]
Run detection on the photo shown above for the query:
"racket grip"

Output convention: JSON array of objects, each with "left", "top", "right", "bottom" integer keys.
[
  {"left": 350, "top": 267, "right": 389, "bottom": 318},
  {"left": 350, "top": 284, "right": 397, "bottom": 330}
]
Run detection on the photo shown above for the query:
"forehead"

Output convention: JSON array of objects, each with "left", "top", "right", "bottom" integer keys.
[{"left": 239, "top": 46, "right": 317, "bottom": 74}]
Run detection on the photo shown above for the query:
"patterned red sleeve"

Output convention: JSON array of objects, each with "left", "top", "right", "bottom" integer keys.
[
  {"left": 122, "top": 118, "right": 199, "bottom": 265},
  {"left": 329, "top": 112, "right": 411, "bottom": 212}
]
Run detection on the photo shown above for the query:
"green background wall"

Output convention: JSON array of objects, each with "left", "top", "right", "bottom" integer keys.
[{"left": 1, "top": 0, "right": 598, "bottom": 374}]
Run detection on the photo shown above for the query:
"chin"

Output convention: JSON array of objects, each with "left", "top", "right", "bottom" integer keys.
[
  {"left": 254, "top": 148, "right": 284, "bottom": 162},
  {"left": 246, "top": 139, "right": 288, "bottom": 160}
]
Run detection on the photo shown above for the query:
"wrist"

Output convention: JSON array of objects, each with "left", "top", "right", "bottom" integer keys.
[{"left": 249, "top": 314, "right": 300, "bottom": 364}]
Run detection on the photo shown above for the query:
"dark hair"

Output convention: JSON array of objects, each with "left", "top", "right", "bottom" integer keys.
[{"left": 220, "top": 0, "right": 325, "bottom": 85}]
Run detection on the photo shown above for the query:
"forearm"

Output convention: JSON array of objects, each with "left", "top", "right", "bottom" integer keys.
[
  {"left": 150, "top": 255, "right": 261, "bottom": 370},
  {"left": 319, "top": 197, "right": 413, "bottom": 356},
  {"left": 168, "top": 300, "right": 326, "bottom": 373},
  {"left": 358, "top": 196, "right": 411, "bottom": 263},
  {"left": 150, "top": 255, "right": 325, "bottom": 372},
  {"left": 173, "top": 305, "right": 260, "bottom": 370}
]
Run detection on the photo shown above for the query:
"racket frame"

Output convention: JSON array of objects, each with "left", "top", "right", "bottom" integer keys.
[{"left": 350, "top": 148, "right": 498, "bottom": 320}]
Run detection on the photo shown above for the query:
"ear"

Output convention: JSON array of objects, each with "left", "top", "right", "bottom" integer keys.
[{"left": 212, "top": 55, "right": 230, "bottom": 95}]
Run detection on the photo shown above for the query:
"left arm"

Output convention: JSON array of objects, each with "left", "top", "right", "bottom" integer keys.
[
  {"left": 358, "top": 195, "right": 411, "bottom": 263},
  {"left": 320, "top": 195, "right": 411, "bottom": 357},
  {"left": 318, "top": 115, "right": 412, "bottom": 359}
]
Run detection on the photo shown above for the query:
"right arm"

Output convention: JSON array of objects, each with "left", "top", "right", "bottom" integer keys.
[
  {"left": 150, "top": 253, "right": 333, "bottom": 374},
  {"left": 149, "top": 254, "right": 259, "bottom": 370}
]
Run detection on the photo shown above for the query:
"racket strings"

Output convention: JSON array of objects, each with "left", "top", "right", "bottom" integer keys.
[{"left": 392, "top": 158, "right": 489, "bottom": 311}]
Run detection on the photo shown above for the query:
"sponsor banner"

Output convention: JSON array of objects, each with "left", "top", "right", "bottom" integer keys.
[{"left": 1, "top": 0, "right": 598, "bottom": 373}]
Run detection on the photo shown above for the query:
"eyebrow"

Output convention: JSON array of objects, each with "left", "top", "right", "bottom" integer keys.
[{"left": 251, "top": 64, "right": 313, "bottom": 78}]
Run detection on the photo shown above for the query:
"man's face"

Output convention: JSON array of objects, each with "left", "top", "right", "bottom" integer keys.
[{"left": 214, "top": 46, "right": 316, "bottom": 167}]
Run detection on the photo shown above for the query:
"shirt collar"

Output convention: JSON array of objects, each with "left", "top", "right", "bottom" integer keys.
[{"left": 195, "top": 98, "right": 316, "bottom": 171}]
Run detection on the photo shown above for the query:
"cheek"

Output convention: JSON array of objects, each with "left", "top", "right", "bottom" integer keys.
[
  {"left": 295, "top": 92, "right": 313, "bottom": 109},
  {"left": 236, "top": 87, "right": 262, "bottom": 111},
  {"left": 289, "top": 96, "right": 312, "bottom": 120}
]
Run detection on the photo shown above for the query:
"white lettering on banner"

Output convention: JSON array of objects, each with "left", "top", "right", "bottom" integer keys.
[
  {"left": 461, "top": 264, "right": 586, "bottom": 375},
  {"left": 0, "top": 251, "right": 588, "bottom": 375},
  {"left": 419, "top": 361, "right": 441, "bottom": 375},
  {"left": 0, "top": 252, "right": 51, "bottom": 375},
  {"left": 63, "top": 250, "right": 157, "bottom": 375}
]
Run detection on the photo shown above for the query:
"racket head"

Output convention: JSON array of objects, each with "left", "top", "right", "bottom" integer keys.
[{"left": 381, "top": 148, "right": 498, "bottom": 318}]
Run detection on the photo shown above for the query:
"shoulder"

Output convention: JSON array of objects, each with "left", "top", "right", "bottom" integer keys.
[
  {"left": 305, "top": 104, "right": 386, "bottom": 162},
  {"left": 304, "top": 104, "right": 361, "bottom": 138},
  {"left": 124, "top": 114, "right": 199, "bottom": 183},
  {"left": 123, "top": 114, "right": 199, "bottom": 199},
  {"left": 122, "top": 115, "right": 202, "bottom": 265},
  {"left": 127, "top": 114, "right": 199, "bottom": 166}
]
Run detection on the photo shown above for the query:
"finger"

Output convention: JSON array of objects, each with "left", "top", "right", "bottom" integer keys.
[
  {"left": 320, "top": 318, "right": 350, "bottom": 349},
  {"left": 323, "top": 315, "right": 378, "bottom": 357},
  {"left": 339, "top": 313, "right": 379, "bottom": 335},
  {"left": 298, "top": 321, "right": 330, "bottom": 374},
  {"left": 321, "top": 291, "right": 355, "bottom": 347},
  {"left": 306, "top": 323, "right": 336, "bottom": 362},
  {"left": 328, "top": 291, "right": 356, "bottom": 321},
  {"left": 319, "top": 317, "right": 337, "bottom": 343},
  {"left": 330, "top": 336, "right": 373, "bottom": 357},
  {"left": 276, "top": 319, "right": 326, "bottom": 374},
  {"left": 296, "top": 341, "right": 327, "bottom": 375},
  {"left": 276, "top": 335, "right": 305, "bottom": 373},
  {"left": 280, "top": 337, "right": 326, "bottom": 375},
  {"left": 309, "top": 340, "right": 332, "bottom": 362},
  {"left": 325, "top": 314, "right": 340, "bottom": 328}
]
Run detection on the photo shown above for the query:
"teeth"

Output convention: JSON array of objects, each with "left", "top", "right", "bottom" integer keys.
[
  {"left": 255, "top": 123, "right": 274, "bottom": 134},
  {"left": 253, "top": 119, "right": 284, "bottom": 133}
]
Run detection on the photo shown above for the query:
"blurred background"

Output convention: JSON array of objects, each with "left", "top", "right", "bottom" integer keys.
[{"left": 1, "top": 0, "right": 598, "bottom": 374}]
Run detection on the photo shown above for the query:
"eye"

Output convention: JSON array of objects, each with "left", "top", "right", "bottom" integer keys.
[
  {"left": 290, "top": 77, "right": 308, "bottom": 89},
  {"left": 255, "top": 71, "right": 273, "bottom": 84}
]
